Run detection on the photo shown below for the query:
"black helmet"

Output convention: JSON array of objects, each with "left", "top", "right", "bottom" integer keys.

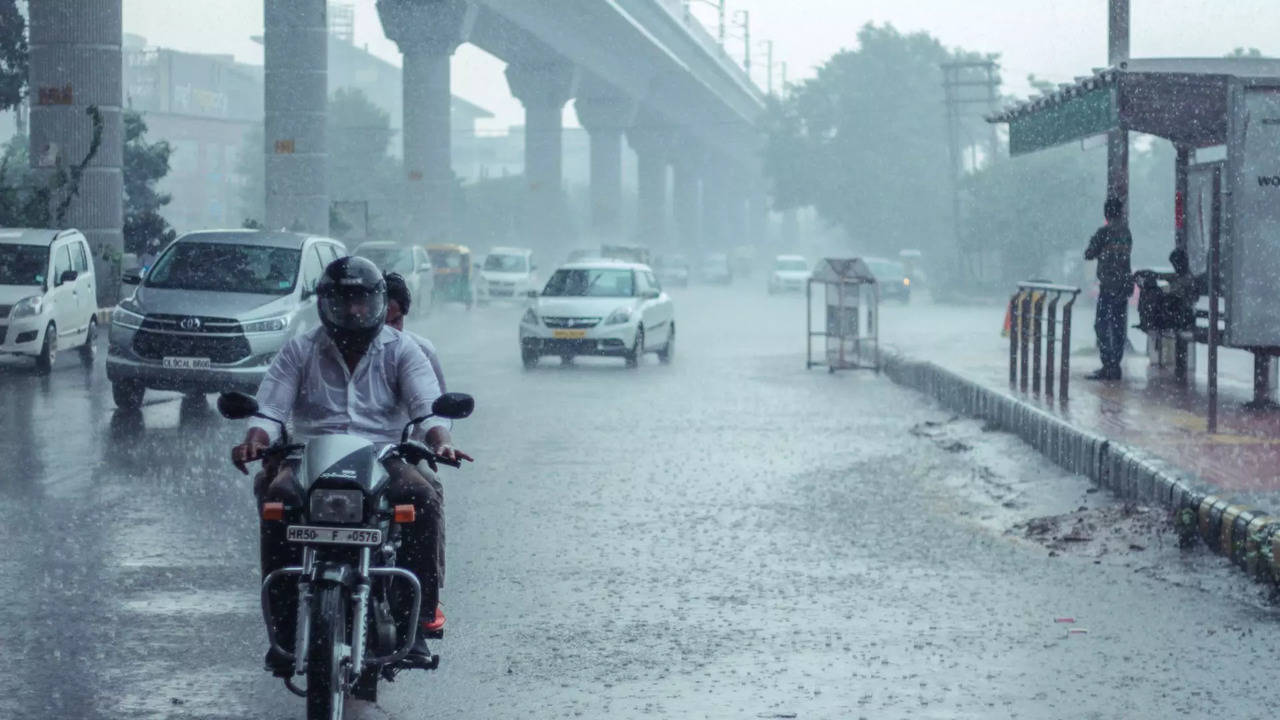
[{"left": 316, "top": 256, "right": 387, "bottom": 355}]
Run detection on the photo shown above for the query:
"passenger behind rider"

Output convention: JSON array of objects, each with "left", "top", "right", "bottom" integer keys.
[{"left": 229, "top": 256, "right": 471, "bottom": 675}]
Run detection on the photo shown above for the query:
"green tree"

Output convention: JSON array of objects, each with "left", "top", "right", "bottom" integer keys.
[
  {"left": 122, "top": 109, "right": 176, "bottom": 254},
  {"left": 0, "top": 0, "right": 26, "bottom": 112},
  {"left": 0, "top": 106, "right": 103, "bottom": 228},
  {"left": 764, "top": 23, "right": 990, "bottom": 257}
]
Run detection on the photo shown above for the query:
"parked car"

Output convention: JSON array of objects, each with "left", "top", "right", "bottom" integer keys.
[
  {"left": 700, "top": 252, "right": 733, "bottom": 284},
  {"left": 354, "top": 240, "right": 434, "bottom": 315},
  {"left": 519, "top": 260, "right": 675, "bottom": 369},
  {"left": 653, "top": 253, "right": 690, "bottom": 288},
  {"left": 863, "top": 257, "right": 911, "bottom": 303},
  {"left": 106, "top": 230, "right": 346, "bottom": 409},
  {"left": 478, "top": 246, "right": 537, "bottom": 302},
  {"left": 427, "top": 243, "right": 478, "bottom": 309},
  {"left": 767, "top": 254, "right": 811, "bottom": 294},
  {"left": 0, "top": 228, "right": 99, "bottom": 373}
]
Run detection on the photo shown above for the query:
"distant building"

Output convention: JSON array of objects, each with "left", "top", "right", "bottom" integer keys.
[{"left": 120, "top": 32, "right": 493, "bottom": 234}]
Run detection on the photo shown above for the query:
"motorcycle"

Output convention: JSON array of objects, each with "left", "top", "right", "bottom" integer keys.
[{"left": 217, "top": 390, "right": 474, "bottom": 719}]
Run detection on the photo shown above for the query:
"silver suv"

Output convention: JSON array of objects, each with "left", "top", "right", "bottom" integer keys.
[{"left": 106, "top": 230, "right": 346, "bottom": 409}]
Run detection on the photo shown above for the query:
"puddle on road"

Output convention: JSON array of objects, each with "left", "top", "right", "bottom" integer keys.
[{"left": 122, "top": 589, "right": 253, "bottom": 616}]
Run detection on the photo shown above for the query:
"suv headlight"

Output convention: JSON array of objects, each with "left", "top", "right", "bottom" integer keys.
[
  {"left": 521, "top": 308, "right": 540, "bottom": 325},
  {"left": 605, "top": 307, "right": 633, "bottom": 325},
  {"left": 11, "top": 295, "right": 44, "bottom": 320},
  {"left": 243, "top": 315, "right": 291, "bottom": 333},
  {"left": 111, "top": 299, "right": 144, "bottom": 328}
]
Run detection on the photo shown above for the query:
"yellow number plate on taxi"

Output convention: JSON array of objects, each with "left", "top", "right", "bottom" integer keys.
[{"left": 552, "top": 329, "right": 587, "bottom": 339}]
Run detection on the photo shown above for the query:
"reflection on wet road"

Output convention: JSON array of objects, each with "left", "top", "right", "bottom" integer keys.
[{"left": 1, "top": 286, "right": 1276, "bottom": 718}]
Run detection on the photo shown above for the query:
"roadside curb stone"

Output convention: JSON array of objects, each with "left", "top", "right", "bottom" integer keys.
[{"left": 881, "top": 352, "right": 1280, "bottom": 593}]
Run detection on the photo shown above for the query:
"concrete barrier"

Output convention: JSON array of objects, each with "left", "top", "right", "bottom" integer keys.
[{"left": 882, "top": 353, "right": 1280, "bottom": 592}]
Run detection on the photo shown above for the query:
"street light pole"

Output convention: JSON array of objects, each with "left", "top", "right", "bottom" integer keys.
[
  {"left": 1107, "top": 0, "right": 1130, "bottom": 221},
  {"left": 732, "top": 9, "right": 750, "bottom": 73},
  {"left": 762, "top": 39, "right": 774, "bottom": 94},
  {"left": 683, "top": 0, "right": 726, "bottom": 45}
]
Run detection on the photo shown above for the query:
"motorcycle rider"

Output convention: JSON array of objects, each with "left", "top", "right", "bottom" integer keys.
[{"left": 230, "top": 256, "right": 470, "bottom": 674}]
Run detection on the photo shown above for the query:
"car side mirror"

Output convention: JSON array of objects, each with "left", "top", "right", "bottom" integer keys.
[
  {"left": 642, "top": 289, "right": 660, "bottom": 299},
  {"left": 121, "top": 271, "right": 142, "bottom": 285},
  {"left": 217, "top": 391, "right": 261, "bottom": 420},
  {"left": 431, "top": 392, "right": 474, "bottom": 420},
  {"left": 300, "top": 285, "right": 315, "bottom": 300},
  {"left": 59, "top": 269, "right": 78, "bottom": 285}
]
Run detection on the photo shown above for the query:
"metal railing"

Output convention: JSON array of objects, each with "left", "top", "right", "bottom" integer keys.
[{"left": 1008, "top": 282, "right": 1081, "bottom": 402}]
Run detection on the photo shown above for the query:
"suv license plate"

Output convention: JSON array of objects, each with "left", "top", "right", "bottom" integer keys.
[
  {"left": 162, "top": 356, "right": 211, "bottom": 370},
  {"left": 286, "top": 526, "right": 383, "bottom": 546}
]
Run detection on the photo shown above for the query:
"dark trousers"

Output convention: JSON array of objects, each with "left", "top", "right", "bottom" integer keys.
[
  {"left": 255, "top": 458, "right": 444, "bottom": 648},
  {"left": 1095, "top": 293, "right": 1129, "bottom": 372}
]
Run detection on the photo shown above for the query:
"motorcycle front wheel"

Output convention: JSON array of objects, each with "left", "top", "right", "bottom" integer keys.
[{"left": 307, "top": 583, "right": 349, "bottom": 720}]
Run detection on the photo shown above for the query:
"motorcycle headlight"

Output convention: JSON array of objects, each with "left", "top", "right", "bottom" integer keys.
[
  {"left": 242, "top": 315, "right": 291, "bottom": 333},
  {"left": 11, "top": 295, "right": 44, "bottom": 320},
  {"left": 521, "top": 308, "right": 540, "bottom": 325},
  {"left": 605, "top": 307, "right": 633, "bottom": 325},
  {"left": 309, "top": 489, "right": 364, "bottom": 524}
]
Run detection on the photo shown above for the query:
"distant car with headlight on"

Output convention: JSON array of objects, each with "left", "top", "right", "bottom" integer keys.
[
  {"left": 863, "top": 257, "right": 911, "bottom": 303},
  {"left": 767, "top": 254, "right": 811, "bottom": 294},
  {"left": 519, "top": 260, "right": 674, "bottom": 369}
]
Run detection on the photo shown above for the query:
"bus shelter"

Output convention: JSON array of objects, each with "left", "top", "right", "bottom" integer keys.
[
  {"left": 987, "top": 57, "right": 1280, "bottom": 426},
  {"left": 806, "top": 258, "right": 879, "bottom": 373}
]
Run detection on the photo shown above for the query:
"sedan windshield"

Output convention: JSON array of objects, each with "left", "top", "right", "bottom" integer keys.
[
  {"left": 865, "top": 260, "right": 906, "bottom": 280},
  {"left": 146, "top": 243, "right": 302, "bottom": 295},
  {"left": 0, "top": 245, "right": 49, "bottom": 286},
  {"left": 358, "top": 246, "right": 413, "bottom": 273},
  {"left": 485, "top": 254, "right": 527, "bottom": 272},
  {"left": 542, "top": 268, "right": 634, "bottom": 297}
]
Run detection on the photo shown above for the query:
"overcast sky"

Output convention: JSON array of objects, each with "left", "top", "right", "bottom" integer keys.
[{"left": 122, "top": 0, "right": 1280, "bottom": 133}]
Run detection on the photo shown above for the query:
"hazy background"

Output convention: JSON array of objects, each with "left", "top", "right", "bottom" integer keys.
[{"left": 121, "top": 0, "right": 1280, "bottom": 133}]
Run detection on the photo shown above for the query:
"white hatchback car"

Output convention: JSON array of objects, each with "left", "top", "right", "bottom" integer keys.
[
  {"left": 479, "top": 246, "right": 537, "bottom": 302},
  {"left": 0, "top": 228, "right": 99, "bottom": 372},
  {"left": 519, "top": 260, "right": 674, "bottom": 369},
  {"left": 768, "top": 254, "right": 812, "bottom": 294}
]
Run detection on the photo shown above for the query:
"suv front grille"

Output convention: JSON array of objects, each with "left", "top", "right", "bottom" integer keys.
[
  {"left": 542, "top": 317, "right": 601, "bottom": 329},
  {"left": 133, "top": 314, "right": 251, "bottom": 364}
]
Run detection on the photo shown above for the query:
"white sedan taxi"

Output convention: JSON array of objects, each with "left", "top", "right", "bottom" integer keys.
[{"left": 519, "top": 260, "right": 674, "bottom": 369}]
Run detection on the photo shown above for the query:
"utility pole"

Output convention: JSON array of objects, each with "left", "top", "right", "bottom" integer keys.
[
  {"left": 732, "top": 10, "right": 750, "bottom": 74},
  {"left": 781, "top": 61, "right": 787, "bottom": 91},
  {"left": 941, "top": 59, "right": 1002, "bottom": 285},
  {"left": 762, "top": 39, "right": 774, "bottom": 94},
  {"left": 1108, "top": 0, "right": 1130, "bottom": 221}
]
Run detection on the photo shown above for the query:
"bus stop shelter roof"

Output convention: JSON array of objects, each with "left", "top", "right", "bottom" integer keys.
[
  {"left": 812, "top": 257, "right": 876, "bottom": 284},
  {"left": 986, "top": 57, "right": 1280, "bottom": 155}
]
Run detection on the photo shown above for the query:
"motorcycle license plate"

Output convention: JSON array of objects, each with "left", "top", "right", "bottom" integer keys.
[
  {"left": 162, "top": 356, "right": 211, "bottom": 370},
  {"left": 552, "top": 329, "right": 587, "bottom": 339},
  {"left": 286, "top": 526, "right": 382, "bottom": 546}
]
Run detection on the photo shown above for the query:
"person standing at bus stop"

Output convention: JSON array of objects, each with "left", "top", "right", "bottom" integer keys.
[{"left": 1084, "top": 196, "right": 1133, "bottom": 380}]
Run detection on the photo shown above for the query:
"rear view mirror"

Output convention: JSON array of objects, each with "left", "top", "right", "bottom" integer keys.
[
  {"left": 121, "top": 271, "right": 142, "bottom": 285},
  {"left": 59, "top": 269, "right": 78, "bottom": 285},
  {"left": 217, "top": 391, "right": 261, "bottom": 420},
  {"left": 431, "top": 392, "right": 474, "bottom": 420}
]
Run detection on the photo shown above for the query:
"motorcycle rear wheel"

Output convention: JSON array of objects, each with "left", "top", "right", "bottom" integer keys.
[{"left": 307, "top": 584, "right": 349, "bottom": 720}]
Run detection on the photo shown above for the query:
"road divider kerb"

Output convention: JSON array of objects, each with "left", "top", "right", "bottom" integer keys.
[{"left": 881, "top": 353, "right": 1280, "bottom": 594}]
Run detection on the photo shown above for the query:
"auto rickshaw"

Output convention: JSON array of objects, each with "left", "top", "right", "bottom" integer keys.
[{"left": 427, "top": 243, "right": 478, "bottom": 309}]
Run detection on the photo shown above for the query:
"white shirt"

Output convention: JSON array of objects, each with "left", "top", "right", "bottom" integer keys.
[
  {"left": 405, "top": 330, "right": 446, "bottom": 393},
  {"left": 252, "top": 325, "right": 446, "bottom": 445}
]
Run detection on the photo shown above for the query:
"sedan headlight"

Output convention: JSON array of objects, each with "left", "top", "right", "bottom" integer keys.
[
  {"left": 10, "top": 295, "right": 44, "bottom": 320},
  {"left": 605, "top": 307, "right": 633, "bottom": 325},
  {"left": 521, "top": 308, "right": 540, "bottom": 325},
  {"left": 243, "top": 315, "right": 291, "bottom": 333},
  {"left": 309, "top": 489, "right": 364, "bottom": 524}
]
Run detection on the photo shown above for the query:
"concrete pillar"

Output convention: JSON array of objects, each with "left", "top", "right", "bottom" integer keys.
[
  {"left": 28, "top": 0, "right": 123, "bottom": 305},
  {"left": 700, "top": 157, "right": 727, "bottom": 250},
  {"left": 724, "top": 169, "right": 747, "bottom": 248},
  {"left": 748, "top": 182, "right": 769, "bottom": 246},
  {"left": 264, "top": 0, "right": 328, "bottom": 234},
  {"left": 627, "top": 125, "right": 669, "bottom": 245},
  {"left": 506, "top": 61, "right": 576, "bottom": 254},
  {"left": 668, "top": 134, "right": 703, "bottom": 253},
  {"left": 575, "top": 89, "right": 635, "bottom": 238},
  {"left": 378, "top": 0, "right": 472, "bottom": 244}
]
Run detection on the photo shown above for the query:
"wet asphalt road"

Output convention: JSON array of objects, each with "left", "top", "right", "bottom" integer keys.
[{"left": 1, "top": 283, "right": 1278, "bottom": 719}]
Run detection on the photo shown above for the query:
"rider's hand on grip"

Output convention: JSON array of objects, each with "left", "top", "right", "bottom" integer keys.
[{"left": 231, "top": 428, "right": 271, "bottom": 475}]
